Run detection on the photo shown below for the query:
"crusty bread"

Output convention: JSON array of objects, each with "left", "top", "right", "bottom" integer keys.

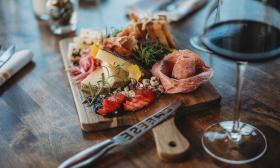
[
  {"left": 153, "top": 22, "right": 170, "bottom": 48},
  {"left": 124, "top": 14, "right": 176, "bottom": 49},
  {"left": 161, "top": 22, "right": 176, "bottom": 48}
]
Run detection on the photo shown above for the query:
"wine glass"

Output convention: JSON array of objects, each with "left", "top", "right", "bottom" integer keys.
[
  {"left": 197, "top": 0, "right": 280, "bottom": 164},
  {"left": 189, "top": 0, "right": 221, "bottom": 54},
  {"left": 190, "top": 0, "right": 221, "bottom": 66}
]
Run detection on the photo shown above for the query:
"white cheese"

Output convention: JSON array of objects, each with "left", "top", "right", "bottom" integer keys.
[
  {"left": 96, "top": 49, "right": 131, "bottom": 88},
  {"left": 81, "top": 67, "right": 104, "bottom": 92},
  {"left": 96, "top": 49, "right": 132, "bottom": 70}
]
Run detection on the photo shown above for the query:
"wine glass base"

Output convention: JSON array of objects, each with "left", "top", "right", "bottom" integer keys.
[{"left": 202, "top": 121, "right": 267, "bottom": 164}]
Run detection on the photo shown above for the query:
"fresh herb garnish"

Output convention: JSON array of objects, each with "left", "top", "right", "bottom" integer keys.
[
  {"left": 113, "top": 62, "right": 123, "bottom": 74},
  {"left": 87, "top": 71, "right": 110, "bottom": 107},
  {"left": 132, "top": 38, "right": 171, "bottom": 67},
  {"left": 86, "top": 65, "right": 127, "bottom": 108}
]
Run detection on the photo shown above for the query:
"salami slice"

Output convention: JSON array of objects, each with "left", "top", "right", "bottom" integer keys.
[{"left": 151, "top": 50, "right": 213, "bottom": 94}]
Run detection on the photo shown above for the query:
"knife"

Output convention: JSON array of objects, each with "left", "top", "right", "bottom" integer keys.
[
  {"left": 59, "top": 101, "right": 182, "bottom": 168},
  {"left": 0, "top": 45, "right": 16, "bottom": 68}
]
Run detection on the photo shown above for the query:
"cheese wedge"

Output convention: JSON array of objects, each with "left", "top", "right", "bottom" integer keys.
[
  {"left": 103, "top": 63, "right": 129, "bottom": 88},
  {"left": 81, "top": 67, "right": 104, "bottom": 92},
  {"left": 96, "top": 49, "right": 132, "bottom": 88},
  {"left": 96, "top": 49, "right": 132, "bottom": 70}
]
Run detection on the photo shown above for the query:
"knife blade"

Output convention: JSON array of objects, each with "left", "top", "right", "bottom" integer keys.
[
  {"left": 0, "top": 45, "right": 16, "bottom": 68},
  {"left": 59, "top": 101, "right": 182, "bottom": 168}
]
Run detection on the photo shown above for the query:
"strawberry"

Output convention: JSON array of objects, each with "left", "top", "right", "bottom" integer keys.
[
  {"left": 123, "top": 101, "right": 135, "bottom": 111},
  {"left": 124, "top": 89, "right": 154, "bottom": 111},
  {"left": 113, "top": 93, "right": 126, "bottom": 104},
  {"left": 98, "top": 93, "right": 126, "bottom": 115},
  {"left": 98, "top": 108, "right": 109, "bottom": 115},
  {"left": 135, "top": 88, "right": 154, "bottom": 102}
]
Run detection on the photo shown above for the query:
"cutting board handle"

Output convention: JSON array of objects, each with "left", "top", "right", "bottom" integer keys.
[{"left": 152, "top": 117, "right": 190, "bottom": 161}]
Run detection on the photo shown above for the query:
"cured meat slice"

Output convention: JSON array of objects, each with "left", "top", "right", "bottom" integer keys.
[
  {"left": 68, "top": 49, "right": 100, "bottom": 83},
  {"left": 103, "top": 35, "right": 138, "bottom": 57},
  {"left": 172, "top": 55, "right": 195, "bottom": 79},
  {"left": 151, "top": 50, "right": 213, "bottom": 94}
]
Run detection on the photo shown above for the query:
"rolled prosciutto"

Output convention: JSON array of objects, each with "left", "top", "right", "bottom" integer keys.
[{"left": 151, "top": 50, "right": 213, "bottom": 94}]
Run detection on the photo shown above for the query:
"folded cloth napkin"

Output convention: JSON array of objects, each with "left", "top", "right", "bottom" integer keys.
[
  {"left": 127, "top": 0, "right": 207, "bottom": 22},
  {"left": 0, "top": 50, "right": 33, "bottom": 86}
]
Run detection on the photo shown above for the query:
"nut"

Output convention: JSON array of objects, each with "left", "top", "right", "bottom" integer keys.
[
  {"left": 128, "top": 90, "right": 135, "bottom": 97},
  {"left": 150, "top": 76, "right": 160, "bottom": 86},
  {"left": 121, "top": 91, "right": 129, "bottom": 97},
  {"left": 142, "top": 79, "right": 150, "bottom": 87},
  {"left": 124, "top": 86, "right": 129, "bottom": 92},
  {"left": 151, "top": 76, "right": 158, "bottom": 81},
  {"left": 137, "top": 83, "right": 144, "bottom": 88},
  {"left": 150, "top": 79, "right": 159, "bottom": 86}
]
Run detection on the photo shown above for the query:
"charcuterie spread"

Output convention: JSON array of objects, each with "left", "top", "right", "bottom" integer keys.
[{"left": 67, "top": 15, "right": 213, "bottom": 117}]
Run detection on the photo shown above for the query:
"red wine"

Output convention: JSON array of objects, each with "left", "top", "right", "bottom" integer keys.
[{"left": 201, "top": 20, "right": 280, "bottom": 61}]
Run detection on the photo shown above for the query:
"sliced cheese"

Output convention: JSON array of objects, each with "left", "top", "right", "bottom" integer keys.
[
  {"left": 81, "top": 67, "right": 104, "bottom": 92},
  {"left": 96, "top": 49, "right": 132, "bottom": 88},
  {"left": 96, "top": 49, "right": 132, "bottom": 70},
  {"left": 103, "top": 63, "right": 129, "bottom": 88}
]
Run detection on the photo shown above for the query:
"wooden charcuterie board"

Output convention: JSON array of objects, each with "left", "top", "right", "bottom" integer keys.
[{"left": 59, "top": 37, "right": 221, "bottom": 161}]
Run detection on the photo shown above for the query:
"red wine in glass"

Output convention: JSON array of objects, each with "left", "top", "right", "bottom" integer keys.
[
  {"left": 201, "top": 20, "right": 280, "bottom": 62},
  {"left": 197, "top": 0, "right": 280, "bottom": 164}
]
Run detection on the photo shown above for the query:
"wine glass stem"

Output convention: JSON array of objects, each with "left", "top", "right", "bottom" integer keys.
[{"left": 233, "top": 61, "right": 248, "bottom": 132}]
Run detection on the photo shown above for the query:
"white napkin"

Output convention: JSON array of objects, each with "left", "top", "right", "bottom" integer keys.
[
  {"left": 0, "top": 50, "right": 33, "bottom": 86},
  {"left": 127, "top": 0, "right": 207, "bottom": 22}
]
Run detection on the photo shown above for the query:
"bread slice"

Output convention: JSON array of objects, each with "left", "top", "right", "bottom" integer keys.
[
  {"left": 146, "top": 22, "right": 157, "bottom": 42},
  {"left": 153, "top": 22, "right": 170, "bottom": 48},
  {"left": 161, "top": 22, "right": 176, "bottom": 48}
]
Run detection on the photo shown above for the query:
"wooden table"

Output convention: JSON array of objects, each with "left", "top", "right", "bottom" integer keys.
[{"left": 1, "top": 0, "right": 280, "bottom": 168}]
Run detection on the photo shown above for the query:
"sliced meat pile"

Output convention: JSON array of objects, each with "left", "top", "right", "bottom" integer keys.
[
  {"left": 151, "top": 50, "right": 213, "bottom": 94},
  {"left": 103, "top": 15, "right": 176, "bottom": 57},
  {"left": 68, "top": 49, "right": 100, "bottom": 83},
  {"left": 103, "top": 35, "right": 138, "bottom": 57}
]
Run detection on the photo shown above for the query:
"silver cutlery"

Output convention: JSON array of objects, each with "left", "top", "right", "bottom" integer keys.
[{"left": 59, "top": 101, "right": 182, "bottom": 168}]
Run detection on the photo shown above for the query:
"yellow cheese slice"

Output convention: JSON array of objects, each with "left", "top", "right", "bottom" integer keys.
[
  {"left": 127, "top": 64, "right": 142, "bottom": 81},
  {"left": 96, "top": 49, "right": 132, "bottom": 88},
  {"left": 102, "top": 62, "right": 129, "bottom": 88},
  {"left": 96, "top": 49, "right": 132, "bottom": 70},
  {"left": 90, "top": 44, "right": 100, "bottom": 59}
]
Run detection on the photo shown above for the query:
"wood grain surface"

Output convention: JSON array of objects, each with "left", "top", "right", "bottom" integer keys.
[{"left": 1, "top": 0, "right": 280, "bottom": 168}]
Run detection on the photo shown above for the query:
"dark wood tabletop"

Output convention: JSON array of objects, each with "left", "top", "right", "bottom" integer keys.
[{"left": 1, "top": 0, "right": 280, "bottom": 168}]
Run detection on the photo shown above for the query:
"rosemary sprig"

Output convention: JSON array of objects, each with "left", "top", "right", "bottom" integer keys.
[
  {"left": 132, "top": 38, "right": 171, "bottom": 67},
  {"left": 113, "top": 62, "right": 124, "bottom": 74},
  {"left": 86, "top": 64, "right": 127, "bottom": 107}
]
